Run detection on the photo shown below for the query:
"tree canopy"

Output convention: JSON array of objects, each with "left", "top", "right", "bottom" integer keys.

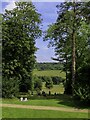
[
  {"left": 2, "top": 2, "right": 42, "bottom": 97},
  {"left": 44, "top": 1, "right": 90, "bottom": 101}
]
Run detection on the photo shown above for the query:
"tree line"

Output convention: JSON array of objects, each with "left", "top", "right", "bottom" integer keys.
[
  {"left": 35, "top": 62, "right": 63, "bottom": 70},
  {"left": 1, "top": 1, "right": 90, "bottom": 103}
]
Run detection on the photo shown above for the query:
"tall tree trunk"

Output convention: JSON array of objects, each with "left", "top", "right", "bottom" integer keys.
[
  {"left": 64, "top": 53, "right": 72, "bottom": 94},
  {"left": 72, "top": 1, "right": 76, "bottom": 95}
]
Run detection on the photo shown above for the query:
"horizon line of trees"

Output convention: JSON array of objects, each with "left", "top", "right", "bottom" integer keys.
[{"left": 35, "top": 62, "right": 63, "bottom": 70}]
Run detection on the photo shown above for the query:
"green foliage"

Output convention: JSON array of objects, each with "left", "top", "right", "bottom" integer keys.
[
  {"left": 35, "top": 62, "right": 63, "bottom": 70},
  {"left": 38, "top": 76, "right": 48, "bottom": 82},
  {"left": 2, "top": 77, "right": 19, "bottom": 98},
  {"left": 52, "top": 76, "right": 64, "bottom": 85},
  {"left": 74, "top": 65, "right": 90, "bottom": 103},
  {"left": 2, "top": 2, "right": 42, "bottom": 94},
  {"left": 33, "top": 75, "right": 42, "bottom": 91},
  {"left": 0, "top": 76, "right": 2, "bottom": 98},
  {"left": 33, "top": 75, "right": 64, "bottom": 85},
  {"left": 19, "top": 75, "right": 32, "bottom": 92},
  {"left": 45, "top": 77, "right": 53, "bottom": 89},
  {"left": 0, "top": 14, "right": 1, "bottom": 71},
  {"left": 44, "top": 2, "right": 90, "bottom": 96}
]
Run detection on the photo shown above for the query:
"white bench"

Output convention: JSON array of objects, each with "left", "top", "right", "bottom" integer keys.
[
  {"left": 24, "top": 98, "right": 28, "bottom": 101},
  {"left": 20, "top": 97, "right": 28, "bottom": 101}
]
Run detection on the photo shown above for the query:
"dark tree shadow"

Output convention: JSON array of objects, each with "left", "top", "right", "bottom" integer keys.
[{"left": 56, "top": 94, "right": 90, "bottom": 109}]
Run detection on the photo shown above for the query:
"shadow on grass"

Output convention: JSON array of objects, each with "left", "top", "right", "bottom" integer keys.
[
  {"left": 56, "top": 94, "right": 90, "bottom": 109},
  {"left": 28, "top": 94, "right": 90, "bottom": 109}
]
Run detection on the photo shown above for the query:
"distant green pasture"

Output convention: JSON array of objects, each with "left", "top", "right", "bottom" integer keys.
[{"left": 33, "top": 70, "right": 66, "bottom": 78}]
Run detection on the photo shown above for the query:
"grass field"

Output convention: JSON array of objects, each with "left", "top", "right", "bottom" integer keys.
[
  {"left": 2, "top": 94, "right": 90, "bottom": 109},
  {"left": 33, "top": 69, "right": 66, "bottom": 78},
  {"left": 2, "top": 107, "right": 88, "bottom": 118},
  {"left": 2, "top": 94, "right": 89, "bottom": 118},
  {"left": 2, "top": 98, "right": 73, "bottom": 108}
]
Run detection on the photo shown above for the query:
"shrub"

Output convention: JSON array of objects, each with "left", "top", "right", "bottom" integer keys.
[
  {"left": 33, "top": 75, "right": 42, "bottom": 91},
  {"left": 0, "top": 74, "right": 1, "bottom": 98},
  {"left": 45, "top": 77, "right": 53, "bottom": 89},
  {"left": 37, "top": 76, "right": 64, "bottom": 85},
  {"left": 74, "top": 65, "right": 90, "bottom": 103},
  {"left": 52, "top": 76, "right": 64, "bottom": 85},
  {"left": 2, "top": 76, "right": 19, "bottom": 98},
  {"left": 42, "top": 91, "right": 46, "bottom": 96}
]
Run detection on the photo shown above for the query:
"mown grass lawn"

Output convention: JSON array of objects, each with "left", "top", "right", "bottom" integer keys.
[
  {"left": 2, "top": 98, "right": 72, "bottom": 108},
  {"left": 2, "top": 94, "right": 89, "bottom": 118},
  {"left": 1, "top": 98, "right": 66, "bottom": 107},
  {"left": 2, "top": 107, "right": 88, "bottom": 118},
  {"left": 2, "top": 94, "right": 90, "bottom": 109}
]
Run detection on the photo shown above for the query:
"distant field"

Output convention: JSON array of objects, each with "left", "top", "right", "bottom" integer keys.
[
  {"left": 33, "top": 70, "right": 66, "bottom": 78},
  {"left": 33, "top": 69, "right": 65, "bottom": 94}
]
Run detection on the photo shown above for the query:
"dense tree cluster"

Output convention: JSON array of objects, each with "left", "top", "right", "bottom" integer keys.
[
  {"left": 0, "top": 14, "right": 1, "bottom": 64},
  {"left": 38, "top": 76, "right": 64, "bottom": 85},
  {"left": 35, "top": 62, "right": 63, "bottom": 70},
  {"left": 2, "top": 2, "right": 42, "bottom": 97},
  {"left": 44, "top": 1, "right": 90, "bottom": 102},
  {"left": 45, "top": 77, "right": 53, "bottom": 89}
]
